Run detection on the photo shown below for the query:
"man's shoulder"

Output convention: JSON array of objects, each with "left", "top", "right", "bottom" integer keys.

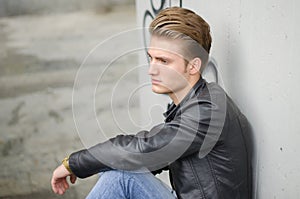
[
  {"left": 194, "top": 81, "right": 227, "bottom": 102},
  {"left": 205, "top": 82, "right": 226, "bottom": 95}
]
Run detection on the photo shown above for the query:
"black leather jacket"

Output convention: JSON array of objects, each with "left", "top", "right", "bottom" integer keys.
[{"left": 69, "top": 78, "right": 253, "bottom": 199}]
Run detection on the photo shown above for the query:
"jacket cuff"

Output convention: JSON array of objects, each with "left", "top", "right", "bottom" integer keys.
[{"left": 69, "top": 148, "right": 111, "bottom": 178}]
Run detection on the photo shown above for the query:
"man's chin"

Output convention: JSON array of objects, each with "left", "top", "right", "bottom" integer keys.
[
  {"left": 151, "top": 88, "right": 170, "bottom": 95},
  {"left": 153, "top": 91, "right": 164, "bottom": 95}
]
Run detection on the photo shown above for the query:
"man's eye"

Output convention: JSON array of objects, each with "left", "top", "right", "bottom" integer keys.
[{"left": 160, "top": 59, "right": 167, "bottom": 64}]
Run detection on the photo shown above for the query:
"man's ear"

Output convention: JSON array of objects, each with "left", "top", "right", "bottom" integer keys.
[{"left": 189, "top": 57, "right": 202, "bottom": 75}]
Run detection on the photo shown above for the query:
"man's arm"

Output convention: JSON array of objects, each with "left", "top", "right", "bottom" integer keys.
[{"left": 68, "top": 92, "right": 226, "bottom": 179}]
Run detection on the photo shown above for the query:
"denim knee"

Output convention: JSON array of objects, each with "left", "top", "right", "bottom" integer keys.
[{"left": 98, "top": 170, "right": 124, "bottom": 184}]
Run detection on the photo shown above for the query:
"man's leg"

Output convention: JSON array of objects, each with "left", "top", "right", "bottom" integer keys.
[{"left": 86, "top": 170, "right": 176, "bottom": 199}]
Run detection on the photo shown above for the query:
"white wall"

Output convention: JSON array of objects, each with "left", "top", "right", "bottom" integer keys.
[{"left": 136, "top": 0, "right": 300, "bottom": 198}]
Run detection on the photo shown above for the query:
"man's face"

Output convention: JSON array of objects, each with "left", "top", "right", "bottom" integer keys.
[{"left": 147, "top": 36, "right": 191, "bottom": 99}]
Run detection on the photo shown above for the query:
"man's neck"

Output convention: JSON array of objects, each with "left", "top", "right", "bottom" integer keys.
[{"left": 169, "top": 77, "right": 200, "bottom": 105}]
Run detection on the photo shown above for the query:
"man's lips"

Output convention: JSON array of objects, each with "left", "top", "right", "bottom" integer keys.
[{"left": 151, "top": 79, "right": 161, "bottom": 85}]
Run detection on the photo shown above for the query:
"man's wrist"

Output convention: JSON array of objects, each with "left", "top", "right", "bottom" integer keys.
[{"left": 62, "top": 156, "right": 73, "bottom": 174}]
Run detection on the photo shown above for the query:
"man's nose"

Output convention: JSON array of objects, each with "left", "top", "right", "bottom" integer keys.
[{"left": 148, "top": 62, "right": 159, "bottom": 75}]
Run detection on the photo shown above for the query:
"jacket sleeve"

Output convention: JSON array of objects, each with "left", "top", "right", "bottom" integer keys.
[{"left": 69, "top": 91, "right": 226, "bottom": 178}]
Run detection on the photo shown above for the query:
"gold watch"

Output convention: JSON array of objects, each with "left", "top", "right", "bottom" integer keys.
[{"left": 62, "top": 156, "right": 73, "bottom": 174}]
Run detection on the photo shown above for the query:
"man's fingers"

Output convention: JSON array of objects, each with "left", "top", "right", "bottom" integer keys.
[
  {"left": 51, "top": 183, "right": 58, "bottom": 194},
  {"left": 58, "top": 182, "right": 66, "bottom": 195},
  {"left": 51, "top": 177, "right": 68, "bottom": 195},
  {"left": 52, "top": 182, "right": 63, "bottom": 195},
  {"left": 51, "top": 176, "right": 59, "bottom": 194},
  {"left": 63, "top": 178, "right": 69, "bottom": 190},
  {"left": 70, "top": 174, "right": 77, "bottom": 184}
]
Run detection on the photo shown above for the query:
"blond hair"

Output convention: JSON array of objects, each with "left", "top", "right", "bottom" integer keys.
[{"left": 150, "top": 7, "right": 212, "bottom": 70}]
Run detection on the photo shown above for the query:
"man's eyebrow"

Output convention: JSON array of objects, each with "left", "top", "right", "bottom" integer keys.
[{"left": 147, "top": 52, "right": 171, "bottom": 60}]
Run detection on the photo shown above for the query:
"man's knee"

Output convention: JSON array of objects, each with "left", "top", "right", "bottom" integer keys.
[
  {"left": 99, "top": 170, "right": 151, "bottom": 185},
  {"left": 99, "top": 170, "right": 124, "bottom": 183}
]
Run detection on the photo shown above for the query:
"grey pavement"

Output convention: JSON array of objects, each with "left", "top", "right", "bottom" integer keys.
[{"left": 0, "top": 4, "right": 151, "bottom": 198}]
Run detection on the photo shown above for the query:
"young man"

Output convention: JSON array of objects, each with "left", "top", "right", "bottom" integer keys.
[{"left": 51, "top": 7, "right": 252, "bottom": 199}]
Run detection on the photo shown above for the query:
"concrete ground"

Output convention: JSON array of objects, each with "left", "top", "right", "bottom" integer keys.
[{"left": 0, "top": 4, "right": 165, "bottom": 198}]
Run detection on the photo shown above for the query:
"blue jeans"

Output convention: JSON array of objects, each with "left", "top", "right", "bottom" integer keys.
[{"left": 86, "top": 170, "right": 177, "bottom": 199}]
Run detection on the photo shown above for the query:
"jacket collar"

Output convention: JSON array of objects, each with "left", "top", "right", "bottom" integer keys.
[{"left": 163, "top": 77, "right": 206, "bottom": 121}]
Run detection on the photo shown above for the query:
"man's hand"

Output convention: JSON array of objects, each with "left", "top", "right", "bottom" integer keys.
[{"left": 51, "top": 164, "right": 77, "bottom": 195}]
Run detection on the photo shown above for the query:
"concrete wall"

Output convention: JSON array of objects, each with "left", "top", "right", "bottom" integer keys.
[
  {"left": 136, "top": 0, "right": 300, "bottom": 198},
  {"left": 0, "top": 0, "right": 134, "bottom": 16}
]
